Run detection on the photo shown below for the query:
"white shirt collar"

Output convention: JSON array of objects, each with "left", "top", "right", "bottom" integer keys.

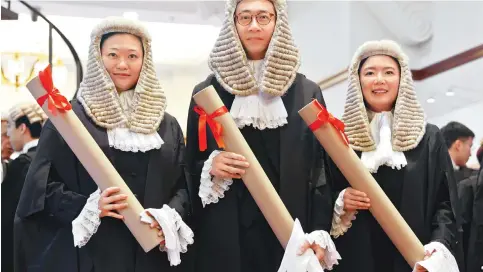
[
  {"left": 9, "top": 152, "right": 21, "bottom": 160},
  {"left": 451, "top": 159, "right": 460, "bottom": 170},
  {"left": 21, "top": 139, "right": 39, "bottom": 154}
]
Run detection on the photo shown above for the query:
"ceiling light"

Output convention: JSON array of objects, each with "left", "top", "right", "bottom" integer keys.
[
  {"left": 427, "top": 98, "right": 435, "bottom": 103},
  {"left": 445, "top": 91, "right": 455, "bottom": 96}
]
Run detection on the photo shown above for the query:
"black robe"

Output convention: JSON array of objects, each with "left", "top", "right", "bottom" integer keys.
[
  {"left": 185, "top": 74, "right": 334, "bottom": 272},
  {"left": 458, "top": 170, "right": 478, "bottom": 265},
  {"left": 454, "top": 166, "right": 478, "bottom": 184},
  {"left": 460, "top": 165, "right": 483, "bottom": 272},
  {"left": 14, "top": 100, "right": 194, "bottom": 272},
  {"left": 2, "top": 146, "right": 37, "bottom": 272},
  {"left": 327, "top": 124, "right": 464, "bottom": 272},
  {"left": 2, "top": 159, "right": 8, "bottom": 181}
]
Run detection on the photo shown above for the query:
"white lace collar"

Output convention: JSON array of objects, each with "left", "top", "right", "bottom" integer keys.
[
  {"left": 360, "top": 111, "right": 407, "bottom": 173},
  {"left": 107, "top": 90, "right": 164, "bottom": 153},
  {"left": 230, "top": 59, "right": 288, "bottom": 130},
  {"left": 451, "top": 159, "right": 460, "bottom": 170},
  {"left": 22, "top": 139, "right": 39, "bottom": 154}
]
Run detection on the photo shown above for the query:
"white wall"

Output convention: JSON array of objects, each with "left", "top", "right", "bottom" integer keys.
[
  {"left": 157, "top": 63, "right": 212, "bottom": 133},
  {"left": 417, "top": 2, "right": 483, "bottom": 66},
  {"left": 288, "top": 1, "right": 351, "bottom": 81}
]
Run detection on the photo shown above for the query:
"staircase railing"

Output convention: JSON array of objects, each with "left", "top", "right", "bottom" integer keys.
[{"left": 9, "top": 1, "right": 84, "bottom": 90}]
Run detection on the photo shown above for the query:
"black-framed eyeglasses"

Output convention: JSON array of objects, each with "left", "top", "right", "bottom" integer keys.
[{"left": 234, "top": 12, "right": 275, "bottom": 26}]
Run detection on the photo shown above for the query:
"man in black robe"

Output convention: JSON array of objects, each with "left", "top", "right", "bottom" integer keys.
[
  {"left": 458, "top": 145, "right": 482, "bottom": 271},
  {"left": 441, "top": 121, "right": 477, "bottom": 183},
  {"left": 467, "top": 157, "right": 483, "bottom": 272},
  {"left": 2, "top": 103, "right": 47, "bottom": 272},
  {"left": 185, "top": 1, "right": 339, "bottom": 271}
]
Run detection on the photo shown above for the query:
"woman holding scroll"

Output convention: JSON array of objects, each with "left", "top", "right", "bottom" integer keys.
[
  {"left": 327, "top": 40, "right": 463, "bottom": 272},
  {"left": 15, "top": 17, "right": 193, "bottom": 272},
  {"left": 185, "top": 0, "right": 339, "bottom": 271}
]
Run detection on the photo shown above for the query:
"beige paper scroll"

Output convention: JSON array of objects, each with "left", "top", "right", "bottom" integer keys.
[
  {"left": 193, "top": 85, "right": 294, "bottom": 247},
  {"left": 26, "top": 75, "right": 163, "bottom": 252},
  {"left": 298, "top": 100, "right": 424, "bottom": 267}
]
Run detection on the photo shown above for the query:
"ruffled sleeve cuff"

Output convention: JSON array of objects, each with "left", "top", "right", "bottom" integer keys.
[
  {"left": 140, "top": 205, "right": 194, "bottom": 266},
  {"left": 330, "top": 189, "right": 357, "bottom": 238},
  {"left": 412, "top": 241, "right": 459, "bottom": 272},
  {"left": 198, "top": 150, "right": 233, "bottom": 207},
  {"left": 230, "top": 93, "right": 288, "bottom": 130},
  {"left": 278, "top": 219, "right": 341, "bottom": 272},
  {"left": 72, "top": 188, "right": 102, "bottom": 248},
  {"left": 305, "top": 230, "right": 342, "bottom": 270}
]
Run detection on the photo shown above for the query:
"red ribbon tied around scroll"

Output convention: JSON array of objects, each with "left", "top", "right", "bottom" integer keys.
[
  {"left": 36, "top": 65, "right": 72, "bottom": 116},
  {"left": 194, "top": 105, "right": 228, "bottom": 151},
  {"left": 308, "top": 100, "right": 349, "bottom": 146}
]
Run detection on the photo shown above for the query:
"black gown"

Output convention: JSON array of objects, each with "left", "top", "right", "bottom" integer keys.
[
  {"left": 2, "top": 146, "right": 37, "bottom": 272},
  {"left": 458, "top": 171, "right": 478, "bottom": 266},
  {"left": 459, "top": 165, "right": 483, "bottom": 272},
  {"left": 185, "top": 74, "right": 334, "bottom": 272},
  {"left": 327, "top": 124, "right": 464, "bottom": 272},
  {"left": 14, "top": 100, "right": 193, "bottom": 272},
  {"left": 454, "top": 166, "right": 478, "bottom": 184}
]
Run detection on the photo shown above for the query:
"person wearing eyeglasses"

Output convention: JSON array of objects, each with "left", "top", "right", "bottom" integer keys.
[{"left": 184, "top": 1, "right": 340, "bottom": 272}]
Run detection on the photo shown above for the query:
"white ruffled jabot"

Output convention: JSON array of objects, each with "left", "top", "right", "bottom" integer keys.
[
  {"left": 106, "top": 90, "right": 164, "bottom": 153},
  {"left": 230, "top": 59, "right": 288, "bottom": 130},
  {"left": 231, "top": 92, "right": 288, "bottom": 130},
  {"left": 107, "top": 127, "right": 164, "bottom": 153},
  {"left": 361, "top": 111, "right": 407, "bottom": 173}
]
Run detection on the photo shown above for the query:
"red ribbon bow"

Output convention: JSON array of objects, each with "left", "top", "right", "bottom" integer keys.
[
  {"left": 36, "top": 65, "right": 72, "bottom": 115},
  {"left": 308, "top": 100, "right": 349, "bottom": 146},
  {"left": 194, "top": 105, "right": 228, "bottom": 151}
]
